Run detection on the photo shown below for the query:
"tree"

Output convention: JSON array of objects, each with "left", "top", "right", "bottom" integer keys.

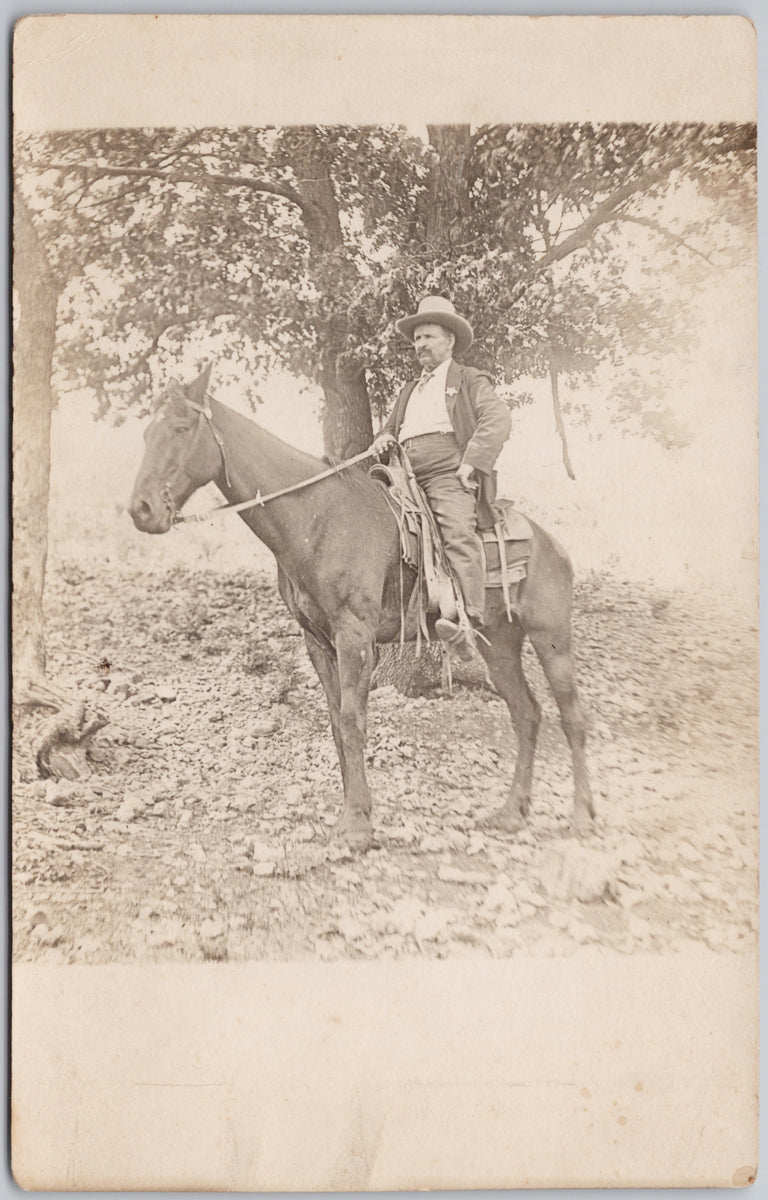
[
  {"left": 17, "top": 122, "right": 754, "bottom": 453},
  {"left": 13, "top": 185, "right": 107, "bottom": 773},
  {"left": 13, "top": 186, "right": 60, "bottom": 697},
  {"left": 13, "top": 121, "right": 756, "bottom": 705}
]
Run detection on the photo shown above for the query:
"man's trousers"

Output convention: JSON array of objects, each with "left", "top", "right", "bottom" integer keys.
[{"left": 401, "top": 432, "right": 486, "bottom": 623}]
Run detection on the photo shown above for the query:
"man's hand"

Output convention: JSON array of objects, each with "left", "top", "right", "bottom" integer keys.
[
  {"left": 371, "top": 431, "right": 397, "bottom": 457},
  {"left": 456, "top": 463, "right": 478, "bottom": 493}
]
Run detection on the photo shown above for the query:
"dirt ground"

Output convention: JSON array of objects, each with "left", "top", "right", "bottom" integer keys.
[{"left": 13, "top": 552, "right": 758, "bottom": 964}]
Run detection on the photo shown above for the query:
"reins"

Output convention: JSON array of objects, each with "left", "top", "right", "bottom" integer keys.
[{"left": 172, "top": 396, "right": 377, "bottom": 525}]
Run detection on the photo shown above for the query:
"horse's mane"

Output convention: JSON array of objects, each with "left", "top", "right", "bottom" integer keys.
[{"left": 206, "top": 392, "right": 386, "bottom": 505}]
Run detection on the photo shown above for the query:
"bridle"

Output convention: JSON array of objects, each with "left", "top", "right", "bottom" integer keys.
[
  {"left": 184, "top": 393, "right": 233, "bottom": 489},
  {"left": 155, "top": 390, "right": 232, "bottom": 525}
]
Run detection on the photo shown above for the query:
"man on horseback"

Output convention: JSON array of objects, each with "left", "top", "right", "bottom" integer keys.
[{"left": 371, "top": 295, "right": 511, "bottom": 659}]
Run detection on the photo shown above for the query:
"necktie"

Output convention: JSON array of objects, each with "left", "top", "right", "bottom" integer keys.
[{"left": 416, "top": 370, "right": 434, "bottom": 392}]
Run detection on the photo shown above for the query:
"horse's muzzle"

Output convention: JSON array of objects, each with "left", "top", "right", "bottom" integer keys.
[{"left": 128, "top": 494, "right": 172, "bottom": 534}]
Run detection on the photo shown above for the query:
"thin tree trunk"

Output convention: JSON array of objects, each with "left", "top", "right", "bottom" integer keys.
[
  {"left": 549, "top": 362, "right": 576, "bottom": 480},
  {"left": 13, "top": 187, "right": 108, "bottom": 776},
  {"left": 12, "top": 186, "right": 59, "bottom": 699}
]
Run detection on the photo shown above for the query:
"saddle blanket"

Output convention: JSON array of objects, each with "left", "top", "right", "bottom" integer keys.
[{"left": 482, "top": 500, "right": 533, "bottom": 589}]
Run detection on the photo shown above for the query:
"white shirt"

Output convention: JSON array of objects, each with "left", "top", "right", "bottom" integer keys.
[{"left": 397, "top": 356, "right": 454, "bottom": 442}]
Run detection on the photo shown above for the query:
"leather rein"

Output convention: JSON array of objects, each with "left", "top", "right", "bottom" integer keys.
[{"left": 167, "top": 393, "right": 376, "bottom": 526}]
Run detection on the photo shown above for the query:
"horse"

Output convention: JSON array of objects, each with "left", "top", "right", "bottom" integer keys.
[{"left": 128, "top": 364, "right": 594, "bottom": 850}]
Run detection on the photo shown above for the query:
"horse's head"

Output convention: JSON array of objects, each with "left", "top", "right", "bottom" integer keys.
[{"left": 129, "top": 364, "right": 222, "bottom": 533}]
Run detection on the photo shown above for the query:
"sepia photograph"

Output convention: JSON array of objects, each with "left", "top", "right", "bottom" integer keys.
[{"left": 11, "top": 14, "right": 758, "bottom": 1190}]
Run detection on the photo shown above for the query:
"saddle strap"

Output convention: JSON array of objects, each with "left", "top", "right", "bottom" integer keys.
[
  {"left": 494, "top": 520, "right": 514, "bottom": 623},
  {"left": 395, "top": 449, "right": 444, "bottom": 614}
]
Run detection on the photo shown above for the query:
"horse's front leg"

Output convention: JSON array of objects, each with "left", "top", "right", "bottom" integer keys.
[
  {"left": 303, "top": 630, "right": 348, "bottom": 793},
  {"left": 332, "top": 619, "right": 376, "bottom": 851}
]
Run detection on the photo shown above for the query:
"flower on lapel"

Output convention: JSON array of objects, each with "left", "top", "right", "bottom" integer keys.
[{"left": 445, "top": 386, "right": 458, "bottom": 397}]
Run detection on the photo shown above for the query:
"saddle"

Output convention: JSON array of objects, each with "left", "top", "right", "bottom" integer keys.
[{"left": 369, "top": 448, "right": 532, "bottom": 642}]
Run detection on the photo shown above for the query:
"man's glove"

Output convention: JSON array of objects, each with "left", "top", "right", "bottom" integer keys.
[{"left": 371, "top": 431, "right": 397, "bottom": 458}]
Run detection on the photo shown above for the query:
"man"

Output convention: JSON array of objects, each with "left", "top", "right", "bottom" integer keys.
[{"left": 371, "top": 295, "right": 511, "bottom": 659}]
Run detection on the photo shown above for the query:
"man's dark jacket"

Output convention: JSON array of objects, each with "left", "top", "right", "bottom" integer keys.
[{"left": 381, "top": 360, "right": 511, "bottom": 529}]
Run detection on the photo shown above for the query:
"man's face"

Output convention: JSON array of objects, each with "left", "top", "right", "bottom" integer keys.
[{"left": 413, "top": 323, "right": 455, "bottom": 371}]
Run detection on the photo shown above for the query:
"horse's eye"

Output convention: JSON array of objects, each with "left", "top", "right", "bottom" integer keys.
[{"left": 174, "top": 425, "right": 190, "bottom": 436}]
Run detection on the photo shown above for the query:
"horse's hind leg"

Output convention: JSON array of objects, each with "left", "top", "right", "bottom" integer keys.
[
  {"left": 527, "top": 625, "right": 594, "bottom": 834},
  {"left": 477, "top": 620, "right": 541, "bottom": 834}
]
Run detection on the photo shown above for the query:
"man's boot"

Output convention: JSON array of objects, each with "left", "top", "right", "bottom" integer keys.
[{"left": 435, "top": 613, "right": 477, "bottom": 662}]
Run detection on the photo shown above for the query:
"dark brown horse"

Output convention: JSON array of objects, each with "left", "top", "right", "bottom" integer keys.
[{"left": 129, "top": 365, "right": 594, "bottom": 849}]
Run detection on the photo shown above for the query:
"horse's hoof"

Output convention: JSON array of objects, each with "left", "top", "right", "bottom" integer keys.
[
  {"left": 478, "top": 805, "right": 527, "bottom": 835},
  {"left": 568, "top": 809, "right": 595, "bottom": 838},
  {"left": 331, "top": 819, "right": 376, "bottom": 854}
]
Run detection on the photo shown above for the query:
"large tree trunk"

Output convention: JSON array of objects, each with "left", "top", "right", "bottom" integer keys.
[
  {"left": 424, "top": 125, "right": 472, "bottom": 260},
  {"left": 320, "top": 356, "right": 373, "bottom": 459},
  {"left": 291, "top": 128, "right": 374, "bottom": 459},
  {"left": 378, "top": 126, "right": 478, "bottom": 695},
  {"left": 12, "top": 186, "right": 59, "bottom": 700}
]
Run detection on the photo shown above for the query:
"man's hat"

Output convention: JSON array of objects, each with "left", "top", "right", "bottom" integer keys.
[{"left": 395, "top": 295, "right": 474, "bottom": 357}]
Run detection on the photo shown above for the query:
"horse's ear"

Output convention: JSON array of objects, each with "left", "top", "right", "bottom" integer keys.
[{"left": 186, "top": 363, "right": 213, "bottom": 406}]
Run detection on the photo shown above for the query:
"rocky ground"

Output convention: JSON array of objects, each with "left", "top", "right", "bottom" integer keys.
[{"left": 12, "top": 557, "right": 758, "bottom": 963}]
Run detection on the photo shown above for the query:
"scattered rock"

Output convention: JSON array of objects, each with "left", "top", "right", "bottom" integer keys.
[
  {"left": 46, "top": 781, "right": 81, "bottom": 808},
  {"left": 677, "top": 840, "right": 703, "bottom": 864},
  {"left": 419, "top": 833, "right": 445, "bottom": 853},
  {"left": 284, "top": 784, "right": 304, "bottom": 806},
  {"left": 414, "top": 908, "right": 455, "bottom": 942},
  {"left": 74, "top": 935, "right": 102, "bottom": 955},
  {"left": 198, "top": 916, "right": 228, "bottom": 960},
  {"left": 659, "top": 874, "right": 701, "bottom": 904},
  {"left": 33, "top": 923, "right": 64, "bottom": 948},
  {"left": 514, "top": 882, "right": 548, "bottom": 909},
  {"left": 108, "top": 673, "right": 136, "bottom": 700},
  {"left": 390, "top": 898, "right": 427, "bottom": 935},
  {"left": 567, "top": 919, "right": 597, "bottom": 944},
  {"left": 437, "top": 866, "right": 487, "bottom": 885},
  {"left": 539, "top": 845, "right": 619, "bottom": 904},
  {"left": 248, "top": 838, "right": 280, "bottom": 863},
  {"left": 28, "top": 908, "right": 51, "bottom": 931},
  {"left": 187, "top": 843, "right": 206, "bottom": 864},
  {"left": 252, "top": 861, "right": 276, "bottom": 877},
  {"left": 336, "top": 915, "right": 368, "bottom": 942},
  {"left": 146, "top": 918, "right": 185, "bottom": 948},
  {"left": 116, "top": 796, "right": 145, "bottom": 822},
  {"left": 627, "top": 914, "right": 654, "bottom": 941},
  {"left": 251, "top": 718, "right": 280, "bottom": 738},
  {"left": 465, "top": 835, "right": 487, "bottom": 856},
  {"left": 697, "top": 878, "right": 724, "bottom": 902}
]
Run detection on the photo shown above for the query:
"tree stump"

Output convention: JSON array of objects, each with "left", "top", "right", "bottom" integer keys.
[{"left": 372, "top": 641, "right": 490, "bottom": 697}]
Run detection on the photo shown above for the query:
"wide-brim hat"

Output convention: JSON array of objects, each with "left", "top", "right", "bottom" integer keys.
[{"left": 395, "top": 295, "right": 474, "bottom": 357}]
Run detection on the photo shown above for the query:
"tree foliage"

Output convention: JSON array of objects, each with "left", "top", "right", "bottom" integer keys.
[{"left": 16, "top": 121, "right": 756, "bottom": 455}]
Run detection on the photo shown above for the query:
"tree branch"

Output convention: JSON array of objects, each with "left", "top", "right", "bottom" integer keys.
[
  {"left": 500, "top": 127, "right": 754, "bottom": 309},
  {"left": 549, "top": 362, "right": 576, "bottom": 480},
  {"left": 608, "top": 213, "right": 717, "bottom": 265},
  {"left": 44, "top": 159, "right": 309, "bottom": 215}
]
